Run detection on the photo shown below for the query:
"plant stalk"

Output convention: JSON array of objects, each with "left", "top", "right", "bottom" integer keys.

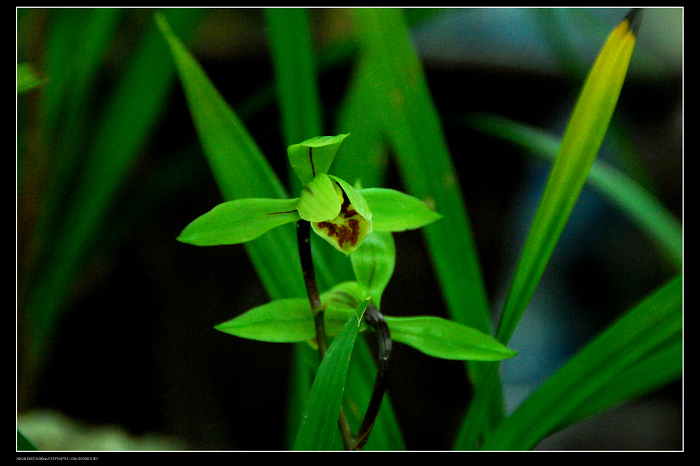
[
  {"left": 296, "top": 220, "right": 355, "bottom": 450},
  {"left": 354, "top": 302, "right": 392, "bottom": 450}
]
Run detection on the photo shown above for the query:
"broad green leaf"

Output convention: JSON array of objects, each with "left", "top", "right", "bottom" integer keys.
[
  {"left": 482, "top": 273, "right": 681, "bottom": 450},
  {"left": 177, "top": 198, "right": 300, "bottom": 246},
  {"left": 293, "top": 299, "right": 370, "bottom": 450},
  {"left": 496, "top": 9, "right": 641, "bottom": 345},
  {"left": 361, "top": 188, "right": 442, "bottom": 232},
  {"left": 350, "top": 231, "right": 396, "bottom": 308},
  {"left": 215, "top": 281, "right": 364, "bottom": 343},
  {"left": 287, "top": 134, "right": 350, "bottom": 185},
  {"left": 297, "top": 173, "right": 342, "bottom": 222},
  {"left": 385, "top": 316, "right": 518, "bottom": 362}
]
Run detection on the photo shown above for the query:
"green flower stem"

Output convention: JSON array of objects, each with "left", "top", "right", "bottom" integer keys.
[
  {"left": 354, "top": 302, "right": 392, "bottom": 450},
  {"left": 296, "top": 219, "right": 355, "bottom": 450}
]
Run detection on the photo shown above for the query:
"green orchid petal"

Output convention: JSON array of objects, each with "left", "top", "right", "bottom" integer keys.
[
  {"left": 287, "top": 133, "right": 350, "bottom": 185},
  {"left": 351, "top": 231, "right": 396, "bottom": 308},
  {"left": 310, "top": 176, "right": 373, "bottom": 255},
  {"left": 177, "top": 197, "right": 300, "bottom": 246},
  {"left": 296, "top": 173, "right": 343, "bottom": 223},
  {"left": 360, "top": 188, "right": 442, "bottom": 232},
  {"left": 328, "top": 175, "right": 372, "bottom": 224}
]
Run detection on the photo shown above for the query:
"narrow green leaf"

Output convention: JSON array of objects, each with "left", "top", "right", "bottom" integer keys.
[
  {"left": 352, "top": 7, "right": 499, "bottom": 442},
  {"left": 496, "top": 9, "right": 641, "bottom": 345},
  {"left": 361, "top": 188, "right": 442, "bottom": 232},
  {"left": 265, "top": 8, "right": 322, "bottom": 152},
  {"left": 293, "top": 299, "right": 370, "bottom": 450},
  {"left": 556, "top": 337, "right": 681, "bottom": 430},
  {"left": 288, "top": 134, "right": 350, "bottom": 185},
  {"left": 385, "top": 316, "right": 518, "bottom": 362},
  {"left": 457, "top": 10, "right": 644, "bottom": 449},
  {"left": 351, "top": 12, "right": 493, "bottom": 396},
  {"left": 351, "top": 231, "right": 396, "bottom": 308},
  {"left": 22, "top": 8, "right": 201, "bottom": 378},
  {"left": 156, "top": 13, "right": 303, "bottom": 300},
  {"left": 482, "top": 273, "right": 681, "bottom": 450},
  {"left": 297, "top": 173, "right": 342, "bottom": 222},
  {"left": 465, "top": 113, "right": 682, "bottom": 269},
  {"left": 177, "top": 198, "right": 300, "bottom": 246}
]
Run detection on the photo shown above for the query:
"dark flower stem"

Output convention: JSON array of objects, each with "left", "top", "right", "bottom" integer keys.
[
  {"left": 354, "top": 302, "right": 392, "bottom": 450},
  {"left": 296, "top": 220, "right": 355, "bottom": 450}
]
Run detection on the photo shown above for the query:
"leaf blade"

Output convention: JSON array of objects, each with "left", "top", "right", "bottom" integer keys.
[
  {"left": 177, "top": 198, "right": 300, "bottom": 246},
  {"left": 385, "top": 316, "right": 518, "bottom": 362},
  {"left": 482, "top": 273, "right": 681, "bottom": 450},
  {"left": 361, "top": 188, "right": 442, "bottom": 232},
  {"left": 496, "top": 9, "right": 641, "bottom": 344},
  {"left": 293, "top": 299, "right": 370, "bottom": 450}
]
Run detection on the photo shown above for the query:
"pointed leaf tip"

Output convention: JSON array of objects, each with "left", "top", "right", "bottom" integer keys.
[{"left": 624, "top": 8, "right": 644, "bottom": 37}]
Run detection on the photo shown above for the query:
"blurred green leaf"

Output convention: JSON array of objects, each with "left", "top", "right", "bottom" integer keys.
[
  {"left": 496, "top": 9, "right": 642, "bottom": 344},
  {"left": 465, "top": 113, "right": 682, "bottom": 269},
  {"left": 293, "top": 299, "right": 370, "bottom": 450},
  {"left": 457, "top": 9, "right": 644, "bottom": 450},
  {"left": 17, "top": 63, "right": 44, "bottom": 93},
  {"left": 265, "top": 8, "right": 323, "bottom": 156},
  {"left": 156, "top": 12, "right": 303, "bottom": 300},
  {"left": 351, "top": 8, "right": 491, "bottom": 338},
  {"left": 385, "top": 316, "right": 518, "bottom": 362},
  {"left": 482, "top": 273, "right": 681, "bottom": 450},
  {"left": 352, "top": 7, "right": 500, "bottom": 441},
  {"left": 17, "top": 430, "right": 37, "bottom": 451},
  {"left": 21, "top": 8, "right": 203, "bottom": 385}
]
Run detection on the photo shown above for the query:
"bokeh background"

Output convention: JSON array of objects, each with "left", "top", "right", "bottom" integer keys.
[{"left": 17, "top": 8, "right": 682, "bottom": 450}]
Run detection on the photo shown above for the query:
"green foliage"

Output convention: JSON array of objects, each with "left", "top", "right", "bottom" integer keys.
[
  {"left": 159, "top": 8, "right": 681, "bottom": 451},
  {"left": 293, "top": 299, "right": 369, "bottom": 450},
  {"left": 177, "top": 198, "right": 301, "bottom": 246},
  {"left": 18, "top": 7, "right": 680, "bottom": 452},
  {"left": 385, "top": 317, "right": 518, "bottom": 362},
  {"left": 17, "top": 63, "right": 45, "bottom": 93},
  {"left": 361, "top": 189, "right": 443, "bottom": 232}
]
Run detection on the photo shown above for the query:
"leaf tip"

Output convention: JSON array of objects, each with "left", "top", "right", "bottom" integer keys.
[{"left": 624, "top": 8, "right": 644, "bottom": 37}]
